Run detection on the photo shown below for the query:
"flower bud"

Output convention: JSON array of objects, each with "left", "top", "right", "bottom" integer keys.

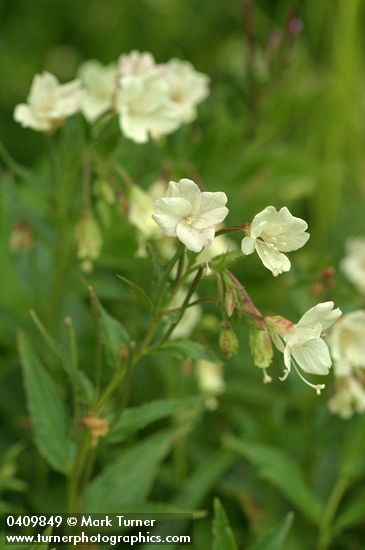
[
  {"left": 265, "top": 315, "right": 294, "bottom": 333},
  {"left": 249, "top": 327, "right": 273, "bottom": 368},
  {"left": 219, "top": 323, "right": 239, "bottom": 359},
  {"left": 75, "top": 212, "right": 103, "bottom": 272},
  {"left": 224, "top": 287, "right": 236, "bottom": 318}
]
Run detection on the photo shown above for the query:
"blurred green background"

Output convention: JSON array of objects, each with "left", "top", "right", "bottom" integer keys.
[{"left": 1, "top": 1, "right": 365, "bottom": 549}]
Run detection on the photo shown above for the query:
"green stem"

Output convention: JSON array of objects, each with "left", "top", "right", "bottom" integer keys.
[
  {"left": 93, "top": 246, "right": 194, "bottom": 413},
  {"left": 159, "top": 266, "right": 204, "bottom": 343},
  {"left": 154, "top": 243, "right": 185, "bottom": 312},
  {"left": 88, "top": 287, "right": 103, "bottom": 397},
  {"left": 317, "top": 477, "right": 348, "bottom": 550},
  {"left": 216, "top": 225, "right": 247, "bottom": 236},
  {"left": 68, "top": 433, "right": 91, "bottom": 513},
  {"left": 64, "top": 317, "right": 80, "bottom": 436}
]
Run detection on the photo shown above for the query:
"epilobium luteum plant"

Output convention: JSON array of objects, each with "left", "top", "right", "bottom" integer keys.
[{"left": 5, "top": 29, "right": 365, "bottom": 549}]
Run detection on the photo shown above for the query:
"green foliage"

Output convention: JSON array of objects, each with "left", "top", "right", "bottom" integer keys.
[
  {"left": 247, "top": 513, "right": 294, "bottom": 550},
  {"left": 155, "top": 339, "right": 219, "bottom": 362},
  {"left": 83, "top": 429, "right": 184, "bottom": 512},
  {"left": 107, "top": 397, "right": 203, "bottom": 443},
  {"left": 212, "top": 498, "right": 238, "bottom": 550},
  {"left": 117, "top": 274, "right": 154, "bottom": 311},
  {"left": 97, "top": 297, "right": 131, "bottom": 369},
  {"left": 225, "top": 436, "right": 323, "bottom": 524},
  {"left": 18, "top": 332, "right": 75, "bottom": 474}
]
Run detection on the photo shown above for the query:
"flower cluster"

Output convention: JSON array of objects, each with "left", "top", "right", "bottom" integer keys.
[
  {"left": 150, "top": 177, "right": 344, "bottom": 393},
  {"left": 14, "top": 51, "right": 209, "bottom": 143},
  {"left": 152, "top": 178, "right": 309, "bottom": 274}
]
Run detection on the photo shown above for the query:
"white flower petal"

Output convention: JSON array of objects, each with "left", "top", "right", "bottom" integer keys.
[
  {"left": 166, "top": 179, "right": 202, "bottom": 213},
  {"left": 284, "top": 346, "right": 291, "bottom": 369},
  {"left": 241, "top": 236, "right": 255, "bottom": 255},
  {"left": 340, "top": 237, "right": 365, "bottom": 294},
  {"left": 119, "top": 112, "right": 149, "bottom": 143},
  {"left": 298, "top": 301, "right": 342, "bottom": 330},
  {"left": 193, "top": 191, "right": 228, "bottom": 228},
  {"left": 291, "top": 338, "right": 332, "bottom": 375},
  {"left": 79, "top": 60, "right": 117, "bottom": 122},
  {"left": 176, "top": 222, "right": 214, "bottom": 252},
  {"left": 14, "top": 104, "right": 49, "bottom": 130},
  {"left": 14, "top": 72, "right": 83, "bottom": 132},
  {"left": 328, "top": 310, "right": 365, "bottom": 371},
  {"left": 255, "top": 241, "right": 291, "bottom": 276},
  {"left": 152, "top": 197, "right": 191, "bottom": 236},
  {"left": 28, "top": 72, "right": 58, "bottom": 107},
  {"left": 116, "top": 69, "right": 181, "bottom": 143}
]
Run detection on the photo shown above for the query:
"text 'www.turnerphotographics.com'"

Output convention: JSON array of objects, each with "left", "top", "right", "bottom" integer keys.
[{"left": 3, "top": 514, "right": 193, "bottom": 546}]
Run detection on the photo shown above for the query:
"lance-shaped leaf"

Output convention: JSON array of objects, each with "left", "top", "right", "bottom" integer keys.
[
  {"left": 107, "top": 397, "right": 203, "bottom": 443},
  {"left": 212, "top": 498, "right": 238, "bottom": 550},
  {"left": 247, "top": 513, "right": 294, "bottom": 550},
  {"left": 18, "top": 332, "right": 74, "bottom": 475},
  {"left": 154, "top": 339, "right": 218, "bottom": 363},
  {"left": 117, "top": 274, "right": 153, "bottom": 311},
  {"left": 83, "top": 429, "right": 184, "bottom": 512},
  {"left": 100, "top": 305, "right": 131, "bottom": 369},
  {"left": 89, "top": 290, "right": 131, "bottom": 370},
  {"left": 30, "top": 310, "right": 94, "bottom": 404},
  {"left": 225, "top": 436, "right": 323, "bottom": 524}
]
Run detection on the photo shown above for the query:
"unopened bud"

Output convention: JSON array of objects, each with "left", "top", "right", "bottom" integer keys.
[
  {"left": 224, "top": 288, "right": 236, "bottom": 318},
  {"left": 75, "top": 212, "right": 103, "bottom": 272},
  {"left": 9, "top": 222, "right": 34, "bottom": 252},
  {"left": 219, "top": 323, "right": 239, "bottom": 359},
  {"left": 249, "top": 327, "right": 273, "bottom": 368},
  {"left": 265, "top": 315, "right": 294, "bottom": 333}
]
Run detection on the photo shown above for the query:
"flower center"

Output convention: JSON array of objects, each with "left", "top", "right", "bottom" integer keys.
[{"left": 185, "top": 215, "right": 196, "bottom": 225}]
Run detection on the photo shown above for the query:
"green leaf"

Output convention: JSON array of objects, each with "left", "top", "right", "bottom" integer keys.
[
  {"left": 83, "top": 429, "right": 182, "bottom": 512},
  {"left": 107, "top": 397, "right": 203, "bottom": 443},
  {"left": 210, "top": 251, "right": 245, "bottom": 273},
  {"left": 31, "top": 310, "right": 93, "bottom": 404},
  {"left": 146, "top": 241, "right": 164, "bottom": 293},
  {"left": 117, "top": 274, "right": 154, "bottom": 311},
  {"left": 103, "top": 501, "right": 201, "bottom": 516},
  {"left": 333, "top": 488, "right": 365, "bottom": 536},
  {"left": 212, "top": 498, "right": 238, "bottom": 550},
  {"left": 98, "top": 302, "right": 131, "bottom": 370},
  {"left": 247, "top": 513, "right": 294, "bottom": 550},
  {"left": 155, "top": 339, "right": 218, "bottom": 363},
  {"left": 18, "top": 332, "right": 74, "bottom": 475},
  {"left": 225, "top": 436, "right": 322, "bottom": 524},
  {"left": 174, "top": 452, "right": 234, "bottom": 508},
  {"left": 30, "top": 310, "right": 66, "bottom": 364},
  {"left": 72, "top": 370, "right": 94, "bottom": 403}
]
